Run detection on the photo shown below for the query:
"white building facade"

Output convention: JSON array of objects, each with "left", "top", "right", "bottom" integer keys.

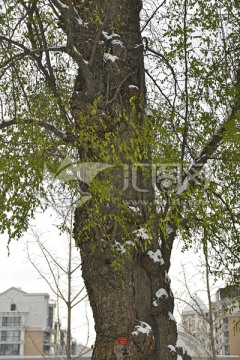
[
  {"left": 0, "top": 287, "right": 59, "bottom": 356},
  {"left": 181, "top": 294, "right": 211, "bottom": 354}
]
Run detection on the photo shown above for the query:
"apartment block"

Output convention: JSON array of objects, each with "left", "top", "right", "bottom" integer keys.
[
  {"left": 0, "top": 287, "right": 60, "bottom": 356},
  {"left": 181, "top": 294, "right": 211, "bottom": 354},
  {"left": 181, "top": 286, "right": 240, "bottom": 356},
  {"left": 213, "top": 286, "right": 240, "bottom": 356}
]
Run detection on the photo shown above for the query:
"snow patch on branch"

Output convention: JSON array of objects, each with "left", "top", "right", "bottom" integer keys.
[
  {"left": 165, "top": 271, "right": 171, "bottom": 283},
  {"left": 168, "top": 312, "right": 176, "bottom": 322},
  {"left": 56, "top": 0, "right": 68, "bottom": 9},
  {"left": 113, "top": 239, "right": 136, "bottom": 252},
  {"left": 2, "top": 117, "right": 11, "bottom": 123},
  {"left": 155, "top": 288, "right": 168, "bottom": 298},
  {"left": 147, "top": 249, "right": 165, "bottom": 264},
  {"left": 129, "top": 84, "right": 139, "bottom": 90},
  {"left": 125, "top": 240, "right": 136, "bottom": 247},
  {"left": 127, "top": 205, "right": 141, "bottom": 214},
  {"left": 153, "top": 288, "right": 168, "bottom": 306},
  {"left": 76, "top": 17, "right": 88, "bottom": 28},
  {"left": 133, "top": 228, "right": 149, "bottom": 240},
  {"left": 112, "top": 39, "right": 124, "bottom": 47},
  {"left": 103, "top": 53, "right": 119, "bottom": 62},
  {"left": 72, "top": 46, "right": 88, "bottom": 65},
  {"left": 168, "top": 345, "right": 176, "bottom": 352},
  {"left": 41, "top": 122, "right": 66, "bottom": 135},
  {"left": 134, "top": 43, "right": 142, "bottom": 49},
  {"left": 113, "top": 240, "right": 125, "bottom": 254},
  {"left": 167, "top": 224, "right": 174, "bottom": 235},
  {"left": 132, "top": 321, "right": 152, "bottom": 336},
  {"left": 102, "top": 31, "right": 120, "bottom": 40}
]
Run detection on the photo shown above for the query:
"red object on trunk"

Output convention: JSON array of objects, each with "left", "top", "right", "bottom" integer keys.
[{"left": 117, "top": 337, "right": 130, "bottom": 345}]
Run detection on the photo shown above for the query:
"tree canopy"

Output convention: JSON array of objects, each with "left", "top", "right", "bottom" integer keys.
[
  {"left": 1, "top": 0, "right": 239, "bottom": 277},
  {"left": 1, "top": 0, "right": 240, "bottom": 358}
]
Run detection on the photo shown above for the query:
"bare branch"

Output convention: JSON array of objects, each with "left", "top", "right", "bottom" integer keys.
[
  {"left": 181, "top": 0, "right": 189, "bottom": 167},
  {"left": 176, "top": 123, "right": 228, "bottom": 196},
  {"left": 141, "top": 0, "right": 167, "bottom": 33},
  {"left": 26, "top": 240, "right": 66, "bottom": 303},
  {"left": 88, "top": 3, "right": 112, "bottom": 68},
  {"left": 177, "top": 61, "right": 240, "bottom": 195},
  {"left": 72, "top": 293, "right": 88, "bottom": 308},
  {"left": 0, "top": 118, "right": 70, "bottom": 141},
  {"left": 145, "top": 68, "right": 173, "bottom": 109},
  {"left": 106, "top": 72, "right": 134, "bottom": 106},
  {"left": 144, "top": 40, "right": 178, "bottom": 100},
  {"left": 0, "top": 34, "right": 71, "bottom": 123},
  {"left": 49, "top": 0, "right": 91, "bottom": 76}
]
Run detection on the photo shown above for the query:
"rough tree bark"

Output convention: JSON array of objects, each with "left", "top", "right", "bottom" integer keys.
[
  {"left": 1, "top": 0, "right": 239, "bottom": 359},
  {"left": 2, "top": 0, "right": 238, "bottom": 358},
  {"left": 70, "top": 1, "right": 180, "bottom": 359}
]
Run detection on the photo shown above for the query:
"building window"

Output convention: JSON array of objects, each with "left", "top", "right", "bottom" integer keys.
[
  {"left": 48, "top": 306, "right": 54, "bottom": 328},
  {"left": 10, "top": 304, "right": 16, "bottom": 311},
  {"left": 224, "top": 331, "right": 229, "bottom": 339},
  {"left": 44, "top": 332, "right": 51, "bottom": 344},
  {"left": 43, "top": 344, "right": 50, "bottom": 355},
  {"left": 0, "top": 344, "right": 20, "bottom": 355},
  {"left": 1, "top": 330, "right": 21, "bottom": 341},
  {"left": 224, "top": 344, "right": 230, "bottom": 355},
  {"left": 2, "top": 317, "right": 21, "bottom": 327},
  {"left": 223, "top": 317, "right": 228, "bottom": 324}
]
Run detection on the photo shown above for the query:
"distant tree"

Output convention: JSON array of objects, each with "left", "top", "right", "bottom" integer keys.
[
  {"left": 176, "top": 262, "right": 218, "bottom": 359},
  {"left": 175, "top": 237, "right": 240, "bottom": 360},
  {"left": 203, "top": 238, "right": 217, "bottom": 360},
  {"left": 1, "top": 1, "right": 240, "bottom": 359},
  {"left": 27, "top": 215, "right": 87, "bottom": 360}
]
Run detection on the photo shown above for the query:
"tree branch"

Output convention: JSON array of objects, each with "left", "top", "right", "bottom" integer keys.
[
  {"left": 0, "top": 118, "right": 72, "bottom": 141},
  {"left": 176, "top": 62, "right": 240, "bottom": 195},
  {"left": 106, "top": 72, "right": 134, "bottom": 106},
  {"left": 176, "top": 123, "right": 228, "bottom": 195},
  {"left": 144, "top": 41, "right": 178, "bottom": 101},
  {"left": 181, "top": 0, "right": 189, "bottom": 168},
  {"left": 141, "top": 0, "right": 167, "bottom": 33}
]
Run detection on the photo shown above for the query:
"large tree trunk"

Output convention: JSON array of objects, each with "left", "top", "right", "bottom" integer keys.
[{"left": 72, "top": 1, "right": 180, "bottom": 359}]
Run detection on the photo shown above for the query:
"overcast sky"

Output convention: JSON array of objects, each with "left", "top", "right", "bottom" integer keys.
[
  {"left": 0, "top": 209, "right": 95, "bottom": 347},
  {"left": 0, "top": 208, "right": 223, "bottom": 347}
]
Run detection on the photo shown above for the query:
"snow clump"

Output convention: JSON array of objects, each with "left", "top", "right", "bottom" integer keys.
[
  {"left": 132, "top": 321, "right": 152, "bottom": 336},
  {"left": 147, "top": 249, "right": 165, "bottom": 264}
]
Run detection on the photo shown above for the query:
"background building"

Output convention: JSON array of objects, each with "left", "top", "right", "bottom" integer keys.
[
  {"left": 181, "top": 286, "right": 240, "bottom": 357},
  {"left": 0, "top": 287, "right": 60, "bottom": 356},
  {"left": 181, "top": 294, "right": 211, "bottom": 354},
  {"left": 213, "top": 286, "right": 240, "bottom": 356}
]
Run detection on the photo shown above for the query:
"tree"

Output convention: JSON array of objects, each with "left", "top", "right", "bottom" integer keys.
[
  {"left": 203, "top": 239, "right": 217, "bottom": 360},
  {"left": 177, "top": 259, "right": 240, "bottom": 358},
  {"left": 0, "top": 0, "right": 240, "bottom": 359},
  {"left": 175, "top": 258, "right": 219, "bottom": 359},
  {"left": 27, "top": 221, "right": 87, "bottom": 360}
]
